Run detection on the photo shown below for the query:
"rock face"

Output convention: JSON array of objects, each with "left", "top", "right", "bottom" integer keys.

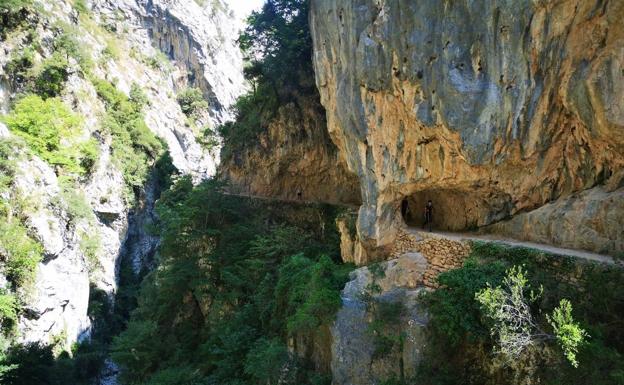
[
  {"left": 484, "top": 185, "right": 624, "bottom": 255},
  {"left": 92, "top": 0, "right": 246, "bottom": 179},
  {"left": 0, "top": 0, "right": 244, "bottom": 349},
  {"left": 310, "top": 0, "right": 624, "bottom": 258},
  {"left": 220, "top": 95, "right": 362, "bottom": 205},
  {"left": 332, "top": 253, "right": 429, "bottom": 385},
  {"left": 93, "top": 0, "right": 246, "bottom": 126}
]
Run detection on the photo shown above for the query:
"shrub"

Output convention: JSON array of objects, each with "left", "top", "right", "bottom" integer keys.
[
  {"left": 276, "top": 254, "right": 349, "bottom": 335},
  {"left": 145, "top": 51, "right": 170, "bottom": 72},
  {"left": 0, "top": 219, "right": 43, "bottom": 289},
  {"left": 32, "top": 53, "right": 69, "bottom": 98},
  {"left": 244, "top": 338, "right": 291, "bottom": 384},
  {"left": 424, "top": 258, "right": 507, "bottom": 345},
  {"left": 176, "top": 87, "right": 208, "bottom": 117},
  {"left": 54, "top": 28, "right": 93, "bottom": 73},
  {"left": 79, "top": 231, "right": 101, "bottom": 272},
  {"left": 218, "top": 85, "right": 278, "bottom": 159},
  {"left": 3, "top": 47, "right": 34, "bottom": 87},
  {"left": 0, "top": 0, "right": 32, "bottom": 13},
  {"left": 198, "top": 126, "right": 219, "bottom": 150},
  {"left": 129, "top": 83, "right": 149, "bottom": 108},
  {"left": 547, "top": 299, "right": 588, "bottom": 368},
  {"left": 476, "top": 265, "right": 587, "bottom": 367},
  {"left": 72, "top": 0, "right": 88, "bottom": 14},
  {"left": 57, "top": 179, "right": 94, "bottom": 224},
  {"left": 0, "top": 292, "right": 18, "bottom": 331},
  {"left": 3, "top": 95, "right": 98, "bottom": 176},
  {"left": 0, "top": 0, "right": 33, "bottom": 35}
]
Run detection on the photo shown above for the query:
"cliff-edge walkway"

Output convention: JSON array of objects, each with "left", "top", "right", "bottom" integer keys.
[{"left": 406, "top": 227, "right": 617, "bottom": 265}]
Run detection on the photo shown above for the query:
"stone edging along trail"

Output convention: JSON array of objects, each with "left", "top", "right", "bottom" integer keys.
[
  {"left": 221, "top": 191, "right": 617, "bottom": 266},
  {"left": 405, "top": 227, "right": 617, "bottom": 265}
]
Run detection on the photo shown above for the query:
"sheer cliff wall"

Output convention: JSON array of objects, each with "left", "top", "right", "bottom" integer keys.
[{"left": 310, "top": 0, "right": 624, "bottom": 259}]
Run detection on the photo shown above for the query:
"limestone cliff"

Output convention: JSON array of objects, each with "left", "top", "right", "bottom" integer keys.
[
  {"left": 0, "top": 0, "right": 244, "bottom": 350},
  {"left": 310, "top": 0, "right": 624, "bottom": 258},
  {"left": 220, "top": 93, "right": 361, "bottom": 205}
]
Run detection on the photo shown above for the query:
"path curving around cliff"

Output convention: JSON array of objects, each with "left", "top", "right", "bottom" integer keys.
[
  {"left": 220, "top": 191, "right": 360, "bottom": 209},
  {"left": 406, "top": 227, "right": 617, "bottom": 265}
]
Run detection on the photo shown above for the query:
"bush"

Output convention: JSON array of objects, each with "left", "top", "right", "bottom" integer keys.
[
  {"left": 0, "top": 292, "right": 18, "bottom": 331},
  {"left": 32, "top": 53, "right": 69, "bottom": 98},
  {"left": 476, "top": 265, "right": 587, "bottom": 367},
  {"left": 72, "top": 0, "right": 88, "bottom": 14},
  {"left": 418, "top": 242, "right": 624, "bottom": 385},
  {"left": 54, "top": 27, "right": 93, "bottom": 73},
  {"left": 244, "top": 338, "right": 291, "bottom": 384},
  {"left": 218, "top": 84, "right": 278, "bottom": 158},
  {"left": 0, "top": 0, "right": 32, "bottom": 13},
  {"left": 0, "top": 0, "right": 33, "bottom": 35},
  {"left": 3, "top": 47, "right": 34, "bottom": 87},
  {"left": 176, "top": 87, "right": 208, "bottom": 117},
  {"left": 79, "top": 231, "right": 101, "bottom": 272},
  {"left": 0, "top": 219, "right": 43, "bottom": 290},
  {"left": 57, "top": 179, "right": 94, "bottom": 224},
  {"left": 145, "top": 51, "right": 170, "bottom": 72},
  {"left": 281, "top": 254, "right": 350, "bottom": 335},
  {"left": 3, "top": 95, "right": 98, "bottom": 176}
]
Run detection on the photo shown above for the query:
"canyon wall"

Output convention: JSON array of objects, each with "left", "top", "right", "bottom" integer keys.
[
  {"left": 0, "top": 0, "right": 243, "bottom": 349},
  {"left": 220, "top": 94, "right": 362, "bottom": 205},
  {"left": 310, "top": 0, "right": 624, "bottom": 258}
]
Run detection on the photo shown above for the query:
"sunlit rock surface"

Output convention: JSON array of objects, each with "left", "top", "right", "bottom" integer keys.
[
  {"left": 310, "top": 0, "right": 624, "bottom": 258},
  {"left": 0, "top": 0, "right": 244, "bottom": 349}
]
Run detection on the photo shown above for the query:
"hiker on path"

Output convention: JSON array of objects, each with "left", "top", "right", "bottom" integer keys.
[
  {"left": 401, "top": 198, "right": 410, "bottom": 223},
  {"left": 424, "top": 200, "right": 433, "bottom": 232}
]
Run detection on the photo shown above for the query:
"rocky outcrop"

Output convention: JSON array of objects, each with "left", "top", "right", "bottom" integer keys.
[
  {"left": 484, "top": 185, "right": 624, "bottom": 255},
  {"left": 92, "top": 0, "right": 245, "bottom": 179},
  {"left": 220, "top": 95, "right": 361, "bottom": 205},
  {"left": 0, "top": 0, "right": 244, "bottom": 349},
  {"left": 93, "top": 0, "right": 246, "bottom": 126},
  {"left": 332, "top": 253, "right": 429, "bottom": 385},
  {"left": 310, "top": 0, "right": 624, "bottom": 259}
]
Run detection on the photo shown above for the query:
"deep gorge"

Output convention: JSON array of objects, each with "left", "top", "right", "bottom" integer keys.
[{"left": 0, "top": 0, "right": 622, "bottom": 384}]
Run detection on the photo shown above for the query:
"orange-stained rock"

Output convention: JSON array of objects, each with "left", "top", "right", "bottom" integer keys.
[{"left": 310, "top": 0, "right": 624, "bottom": 261}]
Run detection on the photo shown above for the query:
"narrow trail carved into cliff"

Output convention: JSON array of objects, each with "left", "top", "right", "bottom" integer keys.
[
  {"left": 406, "top": 227, "right": 617, "bottom": 265},
  {"left": 220, "top": 191, "right": 360, "bottom": 209}
]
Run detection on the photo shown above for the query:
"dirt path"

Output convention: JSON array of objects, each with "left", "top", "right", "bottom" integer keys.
[
  {"left": 220, "top": 191, "right": 359, "bottom": 209},
  {"left": 221, "top": 191, "right": 617, "bottom": 265},
  {"left": 406, "top": 227, "right": 617, "bottom": 265}
]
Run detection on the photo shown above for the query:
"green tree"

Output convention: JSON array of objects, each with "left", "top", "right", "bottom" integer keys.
[
  {"left": 244, "top": 338, "right": 291, "bottom": 385},
  {"left": 476, "top": 265, "right": 588, "bottom": 367}
]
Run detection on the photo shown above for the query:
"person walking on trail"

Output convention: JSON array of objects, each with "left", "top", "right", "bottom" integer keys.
[
  {"left": 401, "top": 198, "right": 410, "bottom": 223},
  {"left": 424, "top": 200, "right": 433, "bottom": 232}
]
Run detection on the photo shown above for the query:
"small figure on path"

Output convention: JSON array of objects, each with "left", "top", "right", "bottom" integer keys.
[
  {"left": 296, "top": 188, "right": 302, "bottom": 200},
  {"left": 401, "top": 198, "right": 410, "bottom": 222},
  {"left": 424, "top": 200, "right": 433, "bottom": 232}
]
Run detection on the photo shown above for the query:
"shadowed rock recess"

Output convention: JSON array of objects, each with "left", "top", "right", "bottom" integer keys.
[
  {"left": 310, "top": 0, "right": 624, "bottom": 259},
  {"left": 220, "top": 93, "right": 362, "bottom": 205}
]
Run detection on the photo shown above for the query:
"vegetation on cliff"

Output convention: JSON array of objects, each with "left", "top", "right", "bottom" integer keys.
[
  {"left": 416, "top": 243, "right": 624, "bottom": 385},
  {"left": 219, "top": 0, "right": 317, "bottom": 158},
  {"left": 111, "top": 178, "right": 352, "bottom": 384}
]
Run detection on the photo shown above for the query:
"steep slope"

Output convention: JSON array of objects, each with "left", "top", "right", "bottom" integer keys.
[
  {"left": 310, "top": 0, "right": 624, "bottom": 259},
  {"left": 0, "top": 0, "right": 244, "bottom": 352}
]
